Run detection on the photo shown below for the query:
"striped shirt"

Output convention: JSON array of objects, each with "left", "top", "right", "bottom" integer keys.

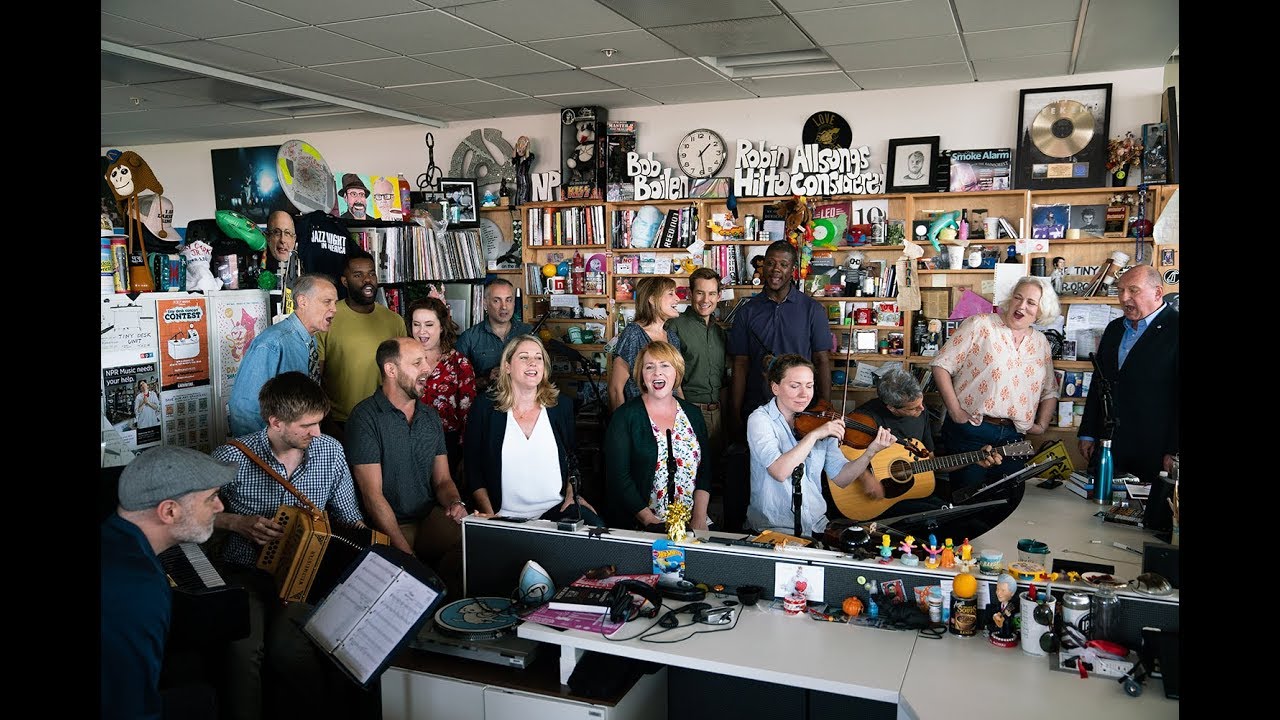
[{"left": 212, "top": 429, "right": 365, "bottom": 568}]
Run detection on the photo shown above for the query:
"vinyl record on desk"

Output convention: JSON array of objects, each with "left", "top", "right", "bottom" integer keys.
[
  {"left": 277, "top": 139, "right": 337, "bottom": 214},
  {"left": 1029, "top": 100, "right": 1095, "bottom": 158},
  {"left": 434, "top": 597, "right": 520, "bottom": 640}
]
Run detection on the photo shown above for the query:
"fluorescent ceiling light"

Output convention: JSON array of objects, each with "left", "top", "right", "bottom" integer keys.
[{"left": 702, "top": 50, "right": 838, "bottom": 78}]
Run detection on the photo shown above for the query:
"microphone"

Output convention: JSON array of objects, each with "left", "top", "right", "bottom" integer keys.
[
  {"left": 791, "top": 463, "right": 805, "bottom": 538},
  {"left": 666, "top": 429, "right": 678, "bottom": 503}
]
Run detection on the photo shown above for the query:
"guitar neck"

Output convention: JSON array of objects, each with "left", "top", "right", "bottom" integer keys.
[{"left": 912, "top": 446, "right": 1008, "bottom": 473}]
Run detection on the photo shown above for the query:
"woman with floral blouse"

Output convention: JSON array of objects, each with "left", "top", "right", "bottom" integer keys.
[{"left": 407, "top": 298, "right": 476, "bottom": 478}]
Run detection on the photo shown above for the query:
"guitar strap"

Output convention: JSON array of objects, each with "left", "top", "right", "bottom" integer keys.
[{"left": 226, "top": 439, "right": 322, "bottom": 515}]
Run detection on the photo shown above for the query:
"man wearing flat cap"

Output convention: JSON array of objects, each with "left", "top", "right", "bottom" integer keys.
[
  {"left": 101, "top": 447, "right": 236, "bottom": 720},
  {"left": 338, "top": 173, "right": 369, "bottom": 220}
]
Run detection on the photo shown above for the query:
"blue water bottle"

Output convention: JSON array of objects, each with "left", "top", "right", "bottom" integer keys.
[{"left": 1095, "top": 439, "right": 1113, "bottom": 505}]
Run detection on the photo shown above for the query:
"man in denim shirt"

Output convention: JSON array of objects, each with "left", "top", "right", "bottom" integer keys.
[{"left": 227, "top": 273, "right": 338, "bottom": 437}]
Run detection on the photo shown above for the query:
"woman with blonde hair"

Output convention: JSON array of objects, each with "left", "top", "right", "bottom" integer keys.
[
  {"left": 464, "top": 335, "right": 600, "bottom": 524},
  {"left": 605, "top": 341, "right": 713, "bottom": 531},
  {"left": 608, "top": 276, "right": 682, "bottom": 410}
]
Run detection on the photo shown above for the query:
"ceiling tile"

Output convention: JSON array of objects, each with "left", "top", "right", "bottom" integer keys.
[
  {"left": 453, "top": 97, "right": 563, "bottom": 117},
  {"left": 488, "top": 70, "right": 618, "bottom": 96},
  {"left": 587, "top": 59, "right": 724, "bottom": 88},
  {"left": 100, "top": 0, "right": 302, "bottom": 38},
  {"left": 795, "top": 0, "right": 957, "bottom": 46},
  {"left": 100, "top": 53, "right": 202, "bottom": 85},
  {"left": 452, "top": 0, "right": 635, "bottom": 42},
  {"left": 848, "top": 62, "right": 974, "bottom": 90},
  {"left": 735, "top": 71, "right": 861, "bottom": 97},
  {"left": 323, "top": 10, "right": 507, "bottom": 55},
  {"left": 1075, "top": 0, "right": 1179, "bottom": 72},
  {"left": 535, "top": 88, "right": 661, "bottom": 109},
  {"left": 238, "top": 0, "right": 426, "bottom": 24},
  {"left": 639, "top": 81, "right": 756, "bottom": 104},
  {"left": 138, "top": 77, "right": 293, "bottom": 104},
  {"left": 529, "top": 30, "right": 682, "bottom": 67},
  {"left": 776, "top": 0, "right": 882, "bottom": 11},
  {"left": 954, "top": 0, "right": 1081, "bottom": 34},
  {"left": 430, "top": 0, "right": 491, "bottom": 5},
  {"left": 652, "top": 15, "right": 813, "bottom": 57},
  {"left": 101, "top": 85, "right": 209, "bottom": 113},
  {"left": 254, "top": 67, "right": 381, "bottom": 94},
  {"left": 596, "top": 0, "right": 779, "bottom": 27},
  {"left": 392, "top": 79, "right": 525, "bottom": 104},
  {"left": 827, "top": 35, "right": 965, "bottom": 71},
  {"left": 101, "top": 11, "right": 195, "bottom": 45},
  {"left": 313, "top": 57, "right": 463, "bottom": 86},
  {"left": 339, "top": 87, "right": 454, "bottom": 111},
  {"left": 101, "top": 103, "right": 281, "bottom": 133},
  {"left": 232, "top": 111, "right": 416, "bottom": 136},
  {"left": 216, "top": 27, "right": 395, "bottom": 66},
  {"left": 138, "top": 40, "right": 298, "bottom": 74},
  {"left": 415, "top": 45, "right": 570, "bottom": 78},
  {"left": 102, "top": 129, "right": 215, "bottom": 146},
  {"left": 403, "top": 104, "right": 487, "bottom": 121},
  {"left": 964, "top": 23, "right": 1074, "bottom": 61},
  {"left": 973, "top": 53, "right": 1072, "bottom": 82}
]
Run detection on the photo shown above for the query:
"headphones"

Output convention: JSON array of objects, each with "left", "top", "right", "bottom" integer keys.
[{"left": 608, "top": 579, "right": 664, "bottom": 623}]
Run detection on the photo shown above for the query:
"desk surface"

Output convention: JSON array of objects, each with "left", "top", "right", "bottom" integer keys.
[{"left": 518, "top": 602, "right": 916, "bottom": 704}]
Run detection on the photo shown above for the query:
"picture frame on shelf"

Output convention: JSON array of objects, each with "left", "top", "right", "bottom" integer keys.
[
  {"left": 439, "top": 178, "right": 478, "bottom": 228},
  {"left": 1015, "top": 83, "right": 1112, "bottom": 190},
  {"left": 1069, "top": 204, "right": 1107, "bottom": 238},
  {"left": 1103, "top": 205, "right": 1129, "bottom": 238},
  {"left": 1031, "top": 204, "right": 1070, "bottom": 240},
  {"left": 886, "top": 136, "right": 940, "bottom": 193},
  {"left": 1140, "top": 122, "right": 1170, "bottom": 184},
  {"left": 1160, "top": 248, "right": 1176, "bottom": 266}
]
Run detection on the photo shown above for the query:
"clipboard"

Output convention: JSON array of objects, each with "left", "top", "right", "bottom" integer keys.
[{"left": 300, "top": 544, "right": 446, "bottom": 688}]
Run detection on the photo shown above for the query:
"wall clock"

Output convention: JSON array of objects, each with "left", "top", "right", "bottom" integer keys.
[{"left": 677, "top": 129, "right": 726, "bottom": 179}]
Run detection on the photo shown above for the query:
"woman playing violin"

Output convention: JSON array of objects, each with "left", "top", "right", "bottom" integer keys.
[{"left": 746, "top": 354, "right": 895, "bottom": 536}]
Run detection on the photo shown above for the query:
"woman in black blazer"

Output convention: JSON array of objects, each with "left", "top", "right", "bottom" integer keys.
[{"left": 464, "top": 334, "right": 602, "bottom": 525}]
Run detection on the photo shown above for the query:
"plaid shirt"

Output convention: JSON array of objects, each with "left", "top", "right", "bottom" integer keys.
[{"left": 212, "top": 429, "right": 365, "bottom": 568}]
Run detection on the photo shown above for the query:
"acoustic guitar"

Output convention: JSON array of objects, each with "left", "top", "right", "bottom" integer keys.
[{"left": 829, "top": 440, "right": 1035, "bottom": 521}]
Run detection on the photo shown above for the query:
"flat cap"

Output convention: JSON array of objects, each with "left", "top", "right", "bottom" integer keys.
[{"left": 118, "top": 446, "right": 237, "bottom": 511}]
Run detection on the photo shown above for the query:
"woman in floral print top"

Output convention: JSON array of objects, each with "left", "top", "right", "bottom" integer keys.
[{"left": 408, "top": 298, "right": 476, "bottom": 477}]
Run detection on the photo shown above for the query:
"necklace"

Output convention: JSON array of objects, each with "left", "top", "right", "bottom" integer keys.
[{"left": 514, "top": 405, "right": 540, "bottom": 420}]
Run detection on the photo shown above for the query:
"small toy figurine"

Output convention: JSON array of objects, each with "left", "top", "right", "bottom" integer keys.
[
  {"left": 878, "top": 534, "right": 893, "bottom": 564},
  {"left": 923, "top": 534, "right": 943, "bottom": 569},
  {"left": 960, "top": 537, "right": 973, "bottom": 562},
  {"left": 1050, "top": 256, "right": 1067, "bottom": 294},
  {"left": 940, "top": 538, "right": 956, "bottom": 569},
  {"left": 898, "top": 535, "right": 916, "bottom": 555},
  {"left": 987, "top": 573, "right": 1020, "bottom": 648},
  {"left": 899, "top": 535, "right": 919, "bottom": 566}
]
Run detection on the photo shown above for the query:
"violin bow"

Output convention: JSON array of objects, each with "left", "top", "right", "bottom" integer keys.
[{"left": 839, "top": 343, "right": 854, "bottom": 414}]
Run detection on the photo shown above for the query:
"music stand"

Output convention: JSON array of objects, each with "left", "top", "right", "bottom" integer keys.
[
  {"left": 951, "top": 457, "right": 1070, "bottom": 505},
  {"left": 544, "top": 337, "right": 610, "bottom": 422},
  {"left": 869, "top": 499, "right": 1007, "bottom": 539}
]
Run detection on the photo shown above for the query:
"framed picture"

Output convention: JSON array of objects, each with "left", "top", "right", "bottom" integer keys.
[
  {"left": 210, "top": 144, "right": 287, "bottom": 223},
  {"left": 439, "top": 178, "right": 478, "bottom": 228},
  {"left": 1141, "top": 122, "right": 1170, "bottom": 184},
  {"left": 1015, "top": 83, "right": 1112, "bottom": 190},
  {"left": 1103, "top": 205, "right": 1129, "bottom": 238},
  {"left": 1162, "top": 87, "right": 1179, "bottom": 184},
  {"left": 886, "top": 136, "right": 940, "bottom": 193},
  {"left": 1069, "top": 204, "right": 1107, "bottom": 238},
  {"left": 1031, "top": 204, "right": 1070, "bottom": 240},
  {"left": 1160, "top": 248, "right": 1176, "bottom": 266}
]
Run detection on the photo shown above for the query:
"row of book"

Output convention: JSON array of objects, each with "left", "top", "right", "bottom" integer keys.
[
  {"left": 701, "top": 243, "right": 764, "bottom": 286},
  {"left": 349, "top": 226, "right": 486, "bottom": 282},
  {"left": 526, "top": 205, "right": 608, "bottom": 246},
  {"left": 612, "top": 207, "right": 699, "bottom": 249}
]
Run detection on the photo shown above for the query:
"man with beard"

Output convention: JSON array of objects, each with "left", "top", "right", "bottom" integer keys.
[
  {"left": 314, "top": 250, "right": 406, "bottom": 442},
  {"left": 345, "top": 337, "right": 468, "bottom": 595},
  {"left": 338, "top": 173, "right": 369, "bottom": 220},
  {"left": 101, "top": 447, "right": 236, "bottom": 720},
  {"left": 212, "top": 372, "right": 368, "bottom": 720},
  {"left": 455, "top": 278, "right": 532, "bottom": 393},
  {"left": 228, "top": 273, "right": 338, "bottom": 437}
]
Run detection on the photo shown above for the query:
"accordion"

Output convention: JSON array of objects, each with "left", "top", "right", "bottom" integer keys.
[{"left": 256, "top": 504, "right": 390, "bottom": 604}]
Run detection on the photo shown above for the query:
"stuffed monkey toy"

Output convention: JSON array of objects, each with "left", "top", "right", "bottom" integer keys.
[{"left": 105, "top": 151, "right": 164, "bottom": 292}]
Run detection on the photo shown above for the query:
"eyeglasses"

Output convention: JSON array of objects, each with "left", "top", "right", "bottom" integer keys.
[
  {"left": 373, "top": 193, "right": 394, "bottom": 202},
  {"left": 266, "top": 228, "right": 295, "bottom": 239}
]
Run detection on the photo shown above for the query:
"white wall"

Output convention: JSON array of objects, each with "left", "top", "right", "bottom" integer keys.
[{"left": 106, "top": 68, "right": 1167, "bottom": 228}]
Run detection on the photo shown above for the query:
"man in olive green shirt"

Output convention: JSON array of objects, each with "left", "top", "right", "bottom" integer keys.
[{"left": 669, "top": 267, "right": 727, "bottom": 456}]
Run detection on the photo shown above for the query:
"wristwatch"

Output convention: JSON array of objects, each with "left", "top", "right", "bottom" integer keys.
[{"left": 448, "top": 500, "right": 466, "bottom": 510}]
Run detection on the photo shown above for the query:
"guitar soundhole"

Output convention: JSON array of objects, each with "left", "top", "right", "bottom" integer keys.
[{"left": 888, "top": 460, "right": 913, "bottom": 483}]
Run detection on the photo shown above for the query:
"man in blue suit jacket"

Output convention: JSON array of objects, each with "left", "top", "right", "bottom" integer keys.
[{"left": 1078, "top": 265, "right": 1179, "bottom": 531}]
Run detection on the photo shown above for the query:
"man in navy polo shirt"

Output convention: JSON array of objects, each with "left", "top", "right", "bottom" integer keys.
[{"left": 455, "top": 278, "right": 532, "bottom": 394}]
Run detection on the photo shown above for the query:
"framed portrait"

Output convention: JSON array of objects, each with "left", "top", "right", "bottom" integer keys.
[
  {"left": 1015, "top": 83, "right": 1112, "bottom": 190},
  {"left": 1141, "top": 122, "right": 1169, "bottom": 184},
  {"left": 886, "top": 136, "right": 940, "bottom": 193},
  {"left": 439, "top": 178, "right": 478, "bottom": 228},
  {"left": 1069, "top": 204, "right": 1108, "bottom": 238},
  {"left": 1160, "top": 248, "right": 1176, "bottom": 266}
]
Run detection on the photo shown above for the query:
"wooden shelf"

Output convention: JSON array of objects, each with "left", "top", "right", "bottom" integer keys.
[
  {"left": 919, "top": 269, "right": 991, "bottom": 275},
  {"left": 613, "top": 273, "right": 688, "bottom": 278},
  {"left": 1058, "top": 296, "right": 1120, "bottom": 304},
  {"left": 479, "top": 205, "right": 516, "bottom": 213},
  {"left": 831, "top": 352, "right": 906, "bottom": 359},
  {"left": 1054, "top": 360, "right": 1095, "bottom": 370},
  {"left": 1027, "top": 237, "right": 1142, "bottom": 245},
  {"left": 527, "top": 244, "right": 608, "bottom": 250},
  {"left": 613, "top": 247, "right": 699, "bottom": 253},
  {"left": 705, "top": 240, "right": 773, "bottom": 246},
  {"left": 812, "top": 296, "right": 896, "bottom": 302},
  {"left": 526, "top": 293, "right": 609, "bottom": 299}
]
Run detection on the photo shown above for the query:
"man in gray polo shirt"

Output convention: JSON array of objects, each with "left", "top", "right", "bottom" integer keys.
[
  {"left": 455, "top": 278, "right": 532, "bottom": 393},
  {"left": 345, "top": 336, "right": 468, "bottom": 595}
]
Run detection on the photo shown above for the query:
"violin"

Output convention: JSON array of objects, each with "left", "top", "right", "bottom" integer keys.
[{"left": 793, "top": 398, "right": 881, "bottom": 449}]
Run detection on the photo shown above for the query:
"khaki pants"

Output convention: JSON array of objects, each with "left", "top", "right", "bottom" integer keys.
[
  {"left": 400, "top": 504, "right": 463, "bottom": 597},
  {"left": 693, "top": 403, "right": 723, "bottom": 459}
]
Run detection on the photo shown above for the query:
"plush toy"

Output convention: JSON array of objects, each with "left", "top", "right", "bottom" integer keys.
[
  {"left": 565, "top": 121, "right": 596, "bottom": 183},
  {"left": 750, "top": 255, "right": 766, "bottom": 285},
  {"left": 181, "top": 240, "right": 222, "bottom": 293},
  {"left": 926, "top": 211, "right": 960, "bottom": 252},
  {"left": 105, "top": 150, "right": 164, "bottom": 291}
]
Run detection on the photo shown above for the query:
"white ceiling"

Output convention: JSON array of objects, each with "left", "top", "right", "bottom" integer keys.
[{"left": 101, "top": 0, "right": 1179, "bottom": 147}]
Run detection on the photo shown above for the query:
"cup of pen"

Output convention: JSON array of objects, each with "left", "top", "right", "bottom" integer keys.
[{"left": 1017, "top": 539, "right": 1051, "bottom": 570}]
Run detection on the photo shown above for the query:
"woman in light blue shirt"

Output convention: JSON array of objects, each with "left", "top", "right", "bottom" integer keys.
[{"left": 746, "top": 354, "right": 894, "bottom": 537}]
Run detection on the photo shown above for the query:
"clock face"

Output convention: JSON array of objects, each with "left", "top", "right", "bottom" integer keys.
[{"left": 677, "top": 129, "right": 726, "bottom": 179}]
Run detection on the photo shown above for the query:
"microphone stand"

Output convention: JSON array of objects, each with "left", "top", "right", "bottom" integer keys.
[
  {"left": 792, "top": 463, "right": 805, "bottom": 538},
  {"left": 1088, "top": 352, "right": 1117, "bottom": 441},
  {"left": 558, "top": 449, "right": 586, "bottom": 531}
]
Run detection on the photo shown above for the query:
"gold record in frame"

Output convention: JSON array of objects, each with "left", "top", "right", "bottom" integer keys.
[{"left": 1029, "top": 100, "right": 1096, "bottom": 159}]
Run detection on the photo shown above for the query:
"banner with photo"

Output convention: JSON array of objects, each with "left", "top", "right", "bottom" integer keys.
[{"left": 157, "top": 297, "right": 211, "bottom": 390}]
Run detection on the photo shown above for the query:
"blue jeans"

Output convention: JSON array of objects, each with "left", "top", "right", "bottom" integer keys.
[{"left": 941, "top": 418, "right": 1029, "bottom": 492}]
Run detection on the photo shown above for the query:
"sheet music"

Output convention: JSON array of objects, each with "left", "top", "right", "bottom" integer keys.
[{"left": 303, "top": 551, "right": 440, "bottom": 684}]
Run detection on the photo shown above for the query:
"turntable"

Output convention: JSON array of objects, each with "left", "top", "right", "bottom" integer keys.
[{"left": 410, "top": 597, "right": 540, "bottom": 669}]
